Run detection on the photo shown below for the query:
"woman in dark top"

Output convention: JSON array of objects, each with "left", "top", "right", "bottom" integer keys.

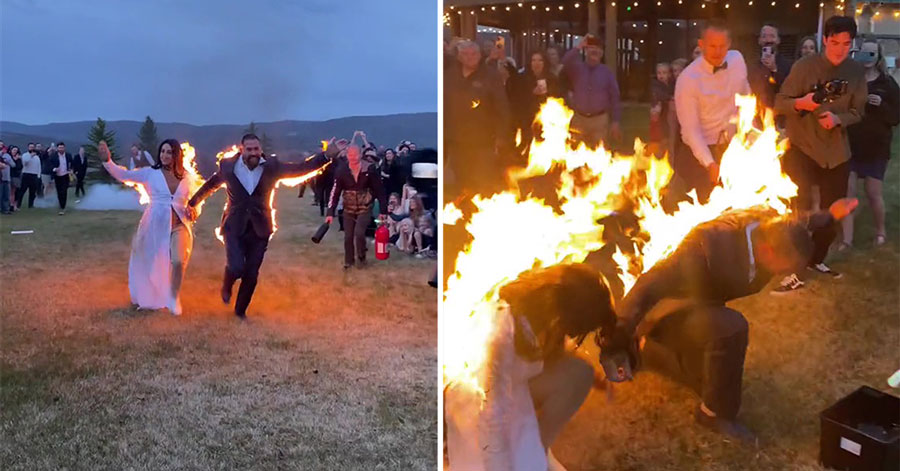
[
  {"left": 8, "top": 146, "right": 23, "bottom": 211},
  {"left": 326, "top": 132, "right": 388, "bottom": 269},
  {"left": 841, "top": 39, "right": 899, "bottom": 248},
  {"left": 378, "top": 148, "right": 404, "bottom": 196},
  {"left": 514, "top": 51, "right": 561, "bottom": 154}
]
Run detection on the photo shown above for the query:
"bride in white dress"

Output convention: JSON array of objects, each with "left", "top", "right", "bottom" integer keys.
[{"left": 98, "top": 139, "right": 203, "bottom": 315}]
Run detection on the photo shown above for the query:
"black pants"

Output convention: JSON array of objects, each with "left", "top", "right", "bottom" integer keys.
[
  {"left": 223, "top": 224, "right": 270, "bottom": 316},
  {"left": 640, "top": 305, "right": 749, "bottom": 420},
  {"left": 54, "top": 175, "right": 69, "bottom": 210},
  {"left": 782, "top": 147, "right": 849, "bottom": 265},
  {"left": 75, "top": 174, "right": 86, "bottom": 197},
  {"left": 670, "top": 140, "right": 727, "bottom": 205},
  {"left": 17, "top": 174, "right": 40, "bottom": 208},
  {"left": 343, "top": 211, "right": 371, "bottom": 265}
]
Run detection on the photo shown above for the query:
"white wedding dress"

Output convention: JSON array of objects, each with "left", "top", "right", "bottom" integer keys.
[{"left": 103, "top": 160, "right": 202, "bottom": 310}]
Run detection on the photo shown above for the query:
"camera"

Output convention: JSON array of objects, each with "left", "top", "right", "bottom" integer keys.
[{"left": 812, "top": 79, "right": 848, "bottom": 104}]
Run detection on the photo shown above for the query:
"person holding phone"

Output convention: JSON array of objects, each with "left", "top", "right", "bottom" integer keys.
[
  {"left": 748, "top": 24, "right": 793, "bottom": 114},
  {"left": 513, "top": 50, "right": 561, "bottom": 155},
  {"left": 841, "top": 39, "right": 900, "bottom": 249},
  {"left": 562, "top": 34, "right": 622, "bottom": 148}
]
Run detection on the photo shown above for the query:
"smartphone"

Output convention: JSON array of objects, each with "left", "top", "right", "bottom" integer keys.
[{"left": 762, "top": 45, "right": 773, "bottom": 56}]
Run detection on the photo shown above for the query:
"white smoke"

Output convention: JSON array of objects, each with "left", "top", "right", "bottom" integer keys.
[{"left": 34, "top": 183, "right": 142, "bottom": 210}]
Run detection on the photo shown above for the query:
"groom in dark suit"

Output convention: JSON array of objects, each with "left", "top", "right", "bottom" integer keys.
[{"left": 187, "top": 134, "right": 329, "bottom": 318}]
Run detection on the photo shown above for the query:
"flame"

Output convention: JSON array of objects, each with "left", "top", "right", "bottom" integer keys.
[
  {"left": 471, "top": 100, "right": 480, "bottom": 109},
  {"left": 321, "top": 140, "right": 329, "bottom": 152},
  {"left": 442, "top": 202, "right": 464, "bottom": 225},
  {"left": 443, "top": 96, "right": 796, "bottom": 397},
  {"left": 212, "top": 145, "right": 241, "bottom": 243},
  {"left": 120, "top": 142, "right": 205, "bottom": 208}
]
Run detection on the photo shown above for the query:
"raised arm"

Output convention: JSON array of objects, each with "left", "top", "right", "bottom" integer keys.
[{"left": 98, "top": 141, "right": 149, "bottom": 184}]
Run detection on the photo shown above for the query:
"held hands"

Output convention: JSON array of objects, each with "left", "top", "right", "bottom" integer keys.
[
  {"left": 794, "top": 92, "right": 820, "bottom": 112},
  {"left": 185, "top": 205, "right": 198, "bottom": 222},
  {"left": 829, "top": 197, "right": 859, "bottom": 221},
  {"left": 98, "top": 141, "right": 112, "bottom": 162},
  {"left": 868, "top": 94, "right": 882, "bottom": 106},
  {"left": 706, "top": 161, "right": 721, "bottom": 184},
  {"left": 817, "top": 111, "right": 841, "bottom": 130}
]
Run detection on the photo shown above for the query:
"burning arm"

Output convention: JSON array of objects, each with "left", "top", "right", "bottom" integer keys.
[
  {"left": 325, "top": 176, "right": 344, "bottom": 224},
  {"left": 278, "top": 153, "right": 329, "bottom": 180}
]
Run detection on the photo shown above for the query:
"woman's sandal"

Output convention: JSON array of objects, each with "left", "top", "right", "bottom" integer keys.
[{"left": 875, "top": 234, "right": 887, "bottom": 246}]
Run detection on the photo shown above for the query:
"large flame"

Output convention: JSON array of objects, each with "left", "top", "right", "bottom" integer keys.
[{"left": 443, "top": 96, "right": 796, "bottom": 397}]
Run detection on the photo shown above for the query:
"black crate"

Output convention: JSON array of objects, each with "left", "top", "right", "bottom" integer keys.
[{"left": 820, "top": 386, "right": 900, "bottom": 471}]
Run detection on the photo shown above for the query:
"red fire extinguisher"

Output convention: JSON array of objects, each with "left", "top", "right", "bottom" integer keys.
[{"left": 375, "top": 222, "right": 390, "bottom": 260}]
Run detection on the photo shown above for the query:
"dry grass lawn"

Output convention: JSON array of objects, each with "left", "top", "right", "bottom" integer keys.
[{"left": 0, "top": 189, "right": 437, "bottom": 470}]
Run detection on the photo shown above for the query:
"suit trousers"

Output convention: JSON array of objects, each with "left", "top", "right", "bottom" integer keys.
[
  {"left": 54, "top": 175, "right": 69, "bottom": 210},
  {"left": 640, "top": 305, "right": 749, "bottom": 420},
  {"left": 223, "top": 223, "right": 270, "bottom": 316}
]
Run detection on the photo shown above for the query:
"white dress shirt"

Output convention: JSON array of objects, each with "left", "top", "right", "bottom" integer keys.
[
  {"left": 21, "top": 152, "right": 42, "bottom": 175},
  {"left": 55, "top": 152, "right": 68, "bottom": 176},
  {"left": 675, "top": 50, "right": 751, "bottom": 167},
  {"left": 234, "top": 155, "right": 266, "bottom": 194}
]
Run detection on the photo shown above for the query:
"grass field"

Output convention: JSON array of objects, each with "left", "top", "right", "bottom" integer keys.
[{"left": 0, "top": 189, "right": 437, "bottom": 470}]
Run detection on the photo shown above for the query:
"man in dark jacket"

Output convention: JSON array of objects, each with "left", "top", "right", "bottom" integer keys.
[
  {"left": 187, "top": 133, "right": 329, "bottom": 318},
  {"left": 73, "top": 146, "right": 89, "bottom": 198},
  {"left": 601, "top": 198, "right": 858, "bottom": 442},
  {"left": 326, "top": 132, "right": 387, "bottom": 269},
  {"left": 444, "top": 40, "right": 511, "bottom": 195},
  {"left": 47, "top": 142, "right": 74, "bottom": 215},
  {"left": 748, "top": 24, "right": 793, "bottom": 116}
]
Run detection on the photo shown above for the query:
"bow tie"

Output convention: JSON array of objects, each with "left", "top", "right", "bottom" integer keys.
[{"left": 713, "top": 61, "right": 729, "bottom": 74}]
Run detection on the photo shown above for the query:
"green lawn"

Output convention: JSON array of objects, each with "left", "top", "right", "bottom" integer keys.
[{"left": 0, "top": 190, "right": 437, "bottom": 470}]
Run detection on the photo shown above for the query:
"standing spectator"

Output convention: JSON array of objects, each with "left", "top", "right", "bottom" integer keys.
[
  {"left": 773, "top": 16, "right": 867, "bottom": 291},
  {"left": 48, "top": 142, "right": 74, "bottom": 215},
  {"left": 796, "top": 35, "right": 818, "bottom": 61},
  {"left": 546, "top": 46, "right": 564, "bottom": 77},
  {"left": 326, "top": 133, "right": 388, "bottom": 270},
  {"left": 0, "top": 147, "right": 12, "bottom": 214},
  {"left": 513, "top": 51, "right": 561, "bottom": 154},
  {"left": 673, "top": 20, "right": 750, "bottom": 205},
  {"left": 128, "top": 143, "right": 153, "bottom": 169},
  {"left": 748, "top": 24, "right": 793, "bottom": 114},
  {"left": 9, "top": 146, "right": 23, "bottom": 211},
  {"left": 18, "top": 143, "right": 42, "bottom": 208},
  {"left": 73, "top": 146, "right": 88, "bottom": 198},
  {"left": 671, "top": 58, "right": 688, "bottom": 81},
  {"left": 36, "top": 143, "right": 49, "bottom": 197},
  {"left": 563, "top": 34, "right": 622, "bottom": 149},
  {"left": 444, "top": 40, "right": 511, "bottom": 194},
  {"left": 841, "top": 39, "right": 899, "bottom": 249},
  {"left": 669, "top": 58, "right": 690, "bottom": 159},
  {"left": 649, "top": 62, "right": 674, "bottom": 159}
]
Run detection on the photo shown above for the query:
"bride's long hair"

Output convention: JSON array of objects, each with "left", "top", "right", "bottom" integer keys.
[{"left": 152, "top": 139, "right": 184, "bottom": 179}]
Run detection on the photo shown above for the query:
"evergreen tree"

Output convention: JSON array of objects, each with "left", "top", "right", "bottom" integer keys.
[
  {"left": 137, "top": 115, "right": 159, "bottom": 156},
  {"left": 84, "top": 117, "right": 118, "bottom": 182}
]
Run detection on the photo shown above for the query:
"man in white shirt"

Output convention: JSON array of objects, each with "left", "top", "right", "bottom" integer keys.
[
  {"left": 18, "top": 143, "right": 43, "bottom": 208},
  {"left": 673, "top": 19, "right": 750, "bottom": 204}
]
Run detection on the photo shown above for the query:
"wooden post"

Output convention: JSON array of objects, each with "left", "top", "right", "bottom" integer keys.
[
  {"left": 461, "top": 11, "right": 477, "bottom": 40},
  {"left": 605, "top": 0, "right": 617, "bottom": 70},
  {"left": 588, "top": 0, "right": 601, "bottom": 35}
]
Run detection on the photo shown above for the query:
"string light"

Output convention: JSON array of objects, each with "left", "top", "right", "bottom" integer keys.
[
  {"left": 480, "top": 7, "right": 485, "bottom": 11},
  {"left": 771, "top": 1, "right": 776, "bottom": 6},
  {"left": 702, "top": 3, "right": 706, "bottom": 8},
  {"left": 725, "top": 3, "right": 730, "bottom": 8},
  {"left": 658, "top": 40, "right": 663, "bottom": 44},
  {"left": 795, "top": 2, "right": 800, "bottom": 8},
  {"left": 518, "top": 2, "right": 523, "bottom": 6},
  {"left": 657, "top": 0, "right": 661, "bottom": 4},
  {"left": 449, "top": 5, "right": 454, "bottom": 10},
  {"left": 505, "top": 6, "right": 510, "bottom": 10},
  {"left": 575, "top": 2, "right": 580, "bottom": 7},
  {"left": 558, "top": 5, "right": 564, "bottom": 10},
  {"left": 545, "top": 6, "right": 550, "bottom": 11},
  {"left": 749, "top": 1, "right": 754, "bottom": 5},
  {"left": 491, "top": 6, "right": 496, "bottom": 10},
  {"left": 532, "top": 5, "right": 536, "bottom": 9}
]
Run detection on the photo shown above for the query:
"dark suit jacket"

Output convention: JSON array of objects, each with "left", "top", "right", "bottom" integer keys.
[
  {"left": 47, "top": 152, "right": 74, "bottom": 176},
  {"left": 73, "top": 153, "right": 89, "bottom": 177},
  {"left": 189, "top": 154, "right": 328, "bottom": 239},
  {"left": 613, "top": 207, "right": 833, "bottom": 345}
]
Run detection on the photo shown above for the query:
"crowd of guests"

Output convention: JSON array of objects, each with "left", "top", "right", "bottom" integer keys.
[
  {"left": 0, "top": 141, "right": 89, "bottom": 215},
  {"left": 444, "top": 17, "right": 897, "bottom": 291},
  {"left": 301, "top": 133, "right": 438, "bottom": 268}
]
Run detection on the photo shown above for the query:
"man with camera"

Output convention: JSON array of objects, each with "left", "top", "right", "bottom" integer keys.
[{"left": 773, "top": 16, "right": 867, "bottom": 292}]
